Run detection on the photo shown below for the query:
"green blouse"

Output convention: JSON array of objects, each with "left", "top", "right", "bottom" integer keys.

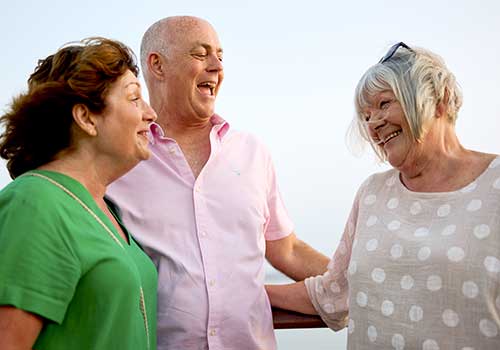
[{"left": 0, "top": 170, "right": 157, "bottom": 349}]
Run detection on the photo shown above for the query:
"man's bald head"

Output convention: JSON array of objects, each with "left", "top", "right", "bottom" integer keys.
[{"left": 140, "top": 16, "right": 215, "bottom": 72}]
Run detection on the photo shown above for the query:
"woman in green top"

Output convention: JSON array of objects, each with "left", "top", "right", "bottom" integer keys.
[{"left": 0, "top": 38, "right": 158, "bottom": 349}]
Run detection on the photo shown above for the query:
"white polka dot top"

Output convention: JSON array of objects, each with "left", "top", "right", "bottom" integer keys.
[{"left": 305, "top": 156, "right": 500, "bottom": 349}]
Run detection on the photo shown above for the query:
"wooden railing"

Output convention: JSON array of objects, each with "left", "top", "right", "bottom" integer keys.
[{"left": 272, "top": 307, "right": 327, "bottom": 329}]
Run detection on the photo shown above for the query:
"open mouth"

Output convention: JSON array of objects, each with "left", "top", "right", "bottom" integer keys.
[
  {"left": 197, "top": 81, "right": 216, "bottom": 96},
  {"left": 137, "top": 130, "right": 149, "bottom": 140},
  {"left": 375, "top": 129, "right": 402, "bottom": 145}
]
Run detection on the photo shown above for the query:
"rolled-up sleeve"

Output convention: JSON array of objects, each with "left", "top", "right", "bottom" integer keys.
[{"left": 304, "top": 188, "right": 362, "bottom": 330}]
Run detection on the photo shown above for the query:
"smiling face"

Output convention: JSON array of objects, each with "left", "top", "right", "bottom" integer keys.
[
  {"left": 361, "top": 90, "right": 417, "bottom": 169},
  {"left": 161, "top": 18, "right": 224, "bottom": 122},
  {"left": 93, "top": 70, "right": 156, "bottom": 168}
]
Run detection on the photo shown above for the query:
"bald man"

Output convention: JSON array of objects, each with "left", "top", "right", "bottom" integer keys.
[{"left": 107, "top": 16, "right": 329, "bottom": 350}]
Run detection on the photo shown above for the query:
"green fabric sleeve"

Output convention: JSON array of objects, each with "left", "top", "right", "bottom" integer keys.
[{"left": 0, "top": 181, "right": 81, "bottom": 324}]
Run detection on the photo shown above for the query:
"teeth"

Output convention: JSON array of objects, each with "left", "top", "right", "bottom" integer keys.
[
  {"left": 383, "top": 130, "right": 401, "bottom": 143},
  {"left": 199, "top": 82, "right": 216, "bottom": 88},
  {"left": 198, "top": 81, "right": 216, "bottom": 95}
]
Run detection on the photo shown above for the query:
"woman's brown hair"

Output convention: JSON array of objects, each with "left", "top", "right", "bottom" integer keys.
[{"left": 0, "top": 37, "right": 139, "bottom": 178}]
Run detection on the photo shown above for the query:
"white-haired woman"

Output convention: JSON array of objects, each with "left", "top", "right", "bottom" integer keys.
[{"left": 266, "top": 43, "right": 500, "bottom": 349}]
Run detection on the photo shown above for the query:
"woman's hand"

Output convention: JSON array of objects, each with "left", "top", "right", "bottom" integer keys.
[{"left": 0, "top": 306, "right": 43, "bottom": 350}]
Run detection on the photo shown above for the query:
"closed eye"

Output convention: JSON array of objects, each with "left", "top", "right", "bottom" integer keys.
[
  {"left": 131, "top": 97, "right": 140, "bottom": 106},
  {"left": 193, "top": 53, "right": 208, "bottom": 60}
]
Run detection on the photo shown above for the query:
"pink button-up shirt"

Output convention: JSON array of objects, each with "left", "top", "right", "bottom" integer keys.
[{"left": 107, "top": 115, "right": 293, "bottom": 350}]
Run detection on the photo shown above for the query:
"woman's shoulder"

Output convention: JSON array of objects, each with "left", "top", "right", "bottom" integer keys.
[
  {"left": 1, "top": 172, "right": 61, "bottom": 201},
  {"left": 359, "top": 168, "right": 398, "bottom": 191}
]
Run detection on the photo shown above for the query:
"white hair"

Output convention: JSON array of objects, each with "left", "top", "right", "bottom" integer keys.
[{"left": 348, "top": 45, "right": 463, "bottom": 161}]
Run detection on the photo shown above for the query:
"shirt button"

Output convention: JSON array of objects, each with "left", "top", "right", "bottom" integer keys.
[
  {"left": 168, "top": 148, "right": 176, "bottom": 154},
  {"left": 209, "top": 329, "right": 217, "bottom": 336},
  {"left": 209, "top": 280, "right": 215, "bottom": 287},
  {"left": 200, "top": 231, "right": 207, "bottom": 237}
]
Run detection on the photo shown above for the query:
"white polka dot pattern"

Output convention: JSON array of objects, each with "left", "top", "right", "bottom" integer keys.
[
  {"left": 479, "top": 319, "right": 498, "bottom": 337},
  {"left": 417, "top": 247, "right": 431, "bottom": 261},
  {"left": 322, "top": 303, "right": 335, "bottom": 313},
  {"left": 388, "top": 220, "right": 401, "bottom": 231},
  {"left": 348, "top": 260, "right": 357, "bottom": 275},
  {"left": 466, "top": 199, "right": 482, "bottom": 212},
  {"left": 414, "top": 227, "right": 429, "bottom": 237},
  {"left": 447, "top": 247, "right": 465, "bottom": 262},
  {"left": 364, "top": 194, "right": 377, "bottom": 205},
  {"left": 381, "top": 299, "right": 394, "bottom": 316},
  {"left": 330, "top": 281, "right": 340, "bottom": 294},
  {"left": 410, "top": 201, "right": 422, "bottom": 215},
  {"left": 437, "top": 204, "right": 451, "bottom": 217},
  {"left": 473, "top": 224, "right": 490, "bottom": 240},
  {"left": 442, "top": 309, "right": 460, "bottom": 327},
  {"left": 366, "top": 215, "right": 378, "bottom": 227},
  {"left": 367, "top": 325, "right": 377, "bottom": 342},
  {"left": 409, "top": 305, "right": 423, "bottom": 322},
  {"left": 427, "top": 275, "right": 442, "bottom": 291},
  {"left": 371, "top": 268, "right": 386, "bottom": 283},
  {"left": 400, "top": 275, "right": 414, "bottom": 290},
  {"left": 392, "top": 333, "right": 405, "bottom": 350},
  {"left": 390, "top": 244, "right": 403, "bottom": 259},
  {"left": 422, "top": 339, "right": 440, "bottom": 350},
  {"left": 348, "top": 319, "right": 355, "bottom": 334},
  {"left": 462, "top": 281, "right": 479, "bottom": 299},
  {"left": 484, "top": 256, "right": 500, "bottom": 273},
  {"left": 356, "top": 291, "right": 368, "bottom": 307},
  {"left": 366, "top": 239, "right": 378, "bottom": 252},
  {"left": 387, "top": 197, "right": 399, "bottom": 209},
  {"left": 493, "top": 178, "right": 500, "bottom": 189},
  {"left": 308, "top": 163, "right": 500, "bottom": 349},
  {"left": 386, "top": 176, "right": 397, "bottom": 186},
  {"left": 441, "top": 224, "right": 456, "bottom": 236}
]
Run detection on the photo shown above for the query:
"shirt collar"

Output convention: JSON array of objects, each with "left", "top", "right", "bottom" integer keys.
[{"left": 149, "top": 114, "right": 231, "bottom": 145}]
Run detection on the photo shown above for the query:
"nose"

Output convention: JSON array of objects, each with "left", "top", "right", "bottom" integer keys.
[
  {"left": 366, "top": 110, "right": 385, "bottom": 130},
  {"left": 141, "top": 99, "right": 157, "bottom": 123},
  {"left": 207, "top": 53, "right": 223, "bottom": 72}
]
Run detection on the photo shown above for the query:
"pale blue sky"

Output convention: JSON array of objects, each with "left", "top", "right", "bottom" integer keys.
[{"left": 1, "top": 1, "right": 499, "bottom": 347}]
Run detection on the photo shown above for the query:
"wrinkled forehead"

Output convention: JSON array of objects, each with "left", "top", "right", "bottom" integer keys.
[
  {"left": 355, "top": 65, "right": 392, "bottom": 112},
  {"left": 168, "top": 18, "right": 222, "bottom": 50}
]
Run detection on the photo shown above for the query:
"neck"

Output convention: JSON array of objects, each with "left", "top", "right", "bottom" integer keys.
[
  {"left": 398, "top": 122, "right": 473, "bottom": 192},
  {"left": 155, "top": 108, "right": 213, "bottom": 146},
  {"left": 37, "top": 148, "right": 119, "bottom": 201}
]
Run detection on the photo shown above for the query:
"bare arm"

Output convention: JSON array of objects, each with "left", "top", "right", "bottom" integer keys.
[
  {"left": 265, "top": 281, "right": 317, "bottom": 315},
  {"left": 266, "top": 232, "right": 329, "bottom": 281},
  {"left": 0, "top": 306, "right": 43, "bottom": 350}
]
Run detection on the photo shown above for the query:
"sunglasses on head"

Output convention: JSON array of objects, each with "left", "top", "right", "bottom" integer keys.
[{"left": 379, "top": 42, "right": 413, "bottom": 63}]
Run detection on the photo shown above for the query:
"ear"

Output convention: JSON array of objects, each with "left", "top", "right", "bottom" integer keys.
[
  {"left": 148, "top": 52, "right": 165, "bottom": 80},
  {"left": 436, "top": 88, "right": 450, "bottom": 119},
  {"left": 72, "top": 104, "right": 98, "bottom": 136}
]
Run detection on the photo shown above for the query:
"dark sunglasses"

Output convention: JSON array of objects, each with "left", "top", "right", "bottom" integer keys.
[{"left": 379, "top": 42, "right": 413, "bottom": 63}]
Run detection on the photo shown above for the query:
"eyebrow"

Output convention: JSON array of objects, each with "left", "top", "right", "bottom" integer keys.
[
  {"left": 125, "top": 81, "right": 141, "bottom": 89},
  {"left": 192, "top": 42, "right": 223, "bottom": 54}
]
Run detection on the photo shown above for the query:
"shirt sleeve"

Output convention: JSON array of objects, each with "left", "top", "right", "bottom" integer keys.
[
  {"left": 263, "top": 154, "right": 294, "bottom": 241},
  {"left": 304, "top": 184, "right": 364, "bottom": 331},
  {"left": 0, "top": 184, "right": 81, "bottom": 324}
]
